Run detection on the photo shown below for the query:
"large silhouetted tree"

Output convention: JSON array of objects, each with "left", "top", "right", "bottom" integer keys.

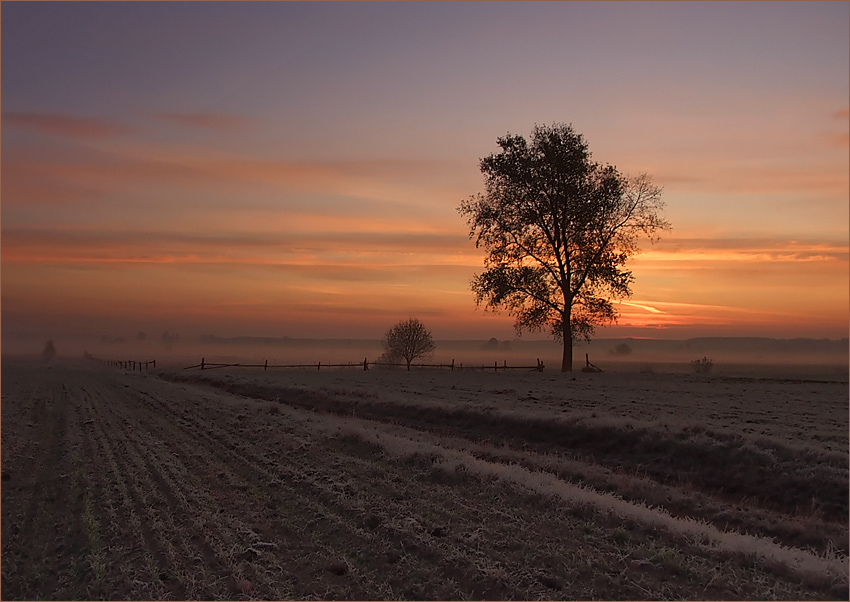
[
  {"left": 381, "top": 318, "right": 436, "bottom": 371},
  {"left": 459, "top": 123, "right": 670, "bottom": 372}
]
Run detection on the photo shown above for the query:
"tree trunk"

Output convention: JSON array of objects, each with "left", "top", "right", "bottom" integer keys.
[{"left": 561, "top": 322, "right": 573, "bottom": 372}]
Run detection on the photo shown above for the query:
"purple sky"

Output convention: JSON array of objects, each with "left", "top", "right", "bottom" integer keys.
[{"left": 2, "top": 1, "right": 848, "bottom": 346}]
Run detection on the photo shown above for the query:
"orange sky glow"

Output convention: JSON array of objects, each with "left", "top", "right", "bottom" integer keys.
[{"left": 2, "top": 3, "right": 848, "bottom": 353}]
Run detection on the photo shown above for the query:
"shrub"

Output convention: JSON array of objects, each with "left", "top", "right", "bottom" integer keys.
[{"left": 691, "top": 356, "right": 714, "bottom": 374}]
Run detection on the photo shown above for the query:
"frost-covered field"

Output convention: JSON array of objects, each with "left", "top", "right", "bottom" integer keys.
[{"left": 2, "top": 358, "right": 847, "bottom": 600}]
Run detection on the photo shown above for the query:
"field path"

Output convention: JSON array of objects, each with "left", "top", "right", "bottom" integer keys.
[{"left": 2, "top": 359, "right": 846, "bottom": 600}]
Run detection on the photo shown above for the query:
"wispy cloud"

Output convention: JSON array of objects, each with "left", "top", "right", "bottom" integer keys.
[
  {"left": 0, "top": 227, "right": 475, "bottom": 268},
  {"left": 824, "top": 132, "right": 849, "bottom": 149},
  {"left": 2, "top": 112, "right": 133, "bottom": 139},
  {"left": 645, "top": 161, "right": 848, "bottom": 196},
  {"left": 638, "top": 238, "right": 849, "bottom": 264},
  {"left": 617, "top": 301, "right": 665, "bottom": 314},
  {"left": 150, "top": 112, "right": 252, "bottom": 132},
  {"left": 0, "top": 141, "right": 466, "bottom": 208}
]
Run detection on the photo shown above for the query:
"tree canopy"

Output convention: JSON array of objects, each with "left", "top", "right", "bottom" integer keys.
[
  {"left": 458, "top": 123, "right": 670, "bottom": 371},
  {"left": 381, "top": 318, "right": 436, "bottom": 370}
]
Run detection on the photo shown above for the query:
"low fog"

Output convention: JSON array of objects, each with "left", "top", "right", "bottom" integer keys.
[{"left": 5, "top": 330, "right": 848, "bottom": 377}]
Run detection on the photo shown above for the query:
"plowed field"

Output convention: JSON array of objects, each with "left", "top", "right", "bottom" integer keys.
[{"left": 2, "top": 358, "right": 847, "bottom": 600}]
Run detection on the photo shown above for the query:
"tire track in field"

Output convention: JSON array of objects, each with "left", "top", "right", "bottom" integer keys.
[
  {"left": 122, "top": 377, "right": 782, "bottom": 600},
  {"left": 162, "top": 376, "right": 834, "bottom": 596},
  {"left": 180, "top": 372, "right": 849, "bottom": 538},
  {"left": 84, "top": 376, "right": 256, "bottom": 599},
  {"left": 122, "top": 378, "right": 545, "bottom": 599},
  {"left": 76, "top": 382, "right": 176, "bottom": 599},
  {"left": 4, "top": 364, "right": 840, "bottom": 600},
  {"left": 92, "top": 382, "right": 271, "bottom": 598},
  {"left": 81, "top": 378, "right": 274, "bottom": 599},
  {"left": 120, "top": 380, "right": 406, "bottom": 599},
  {"left": 91, "top": 377, "right": 338, "bottom": 599},
  {"left": 71, "top": 383, "right": 144, "bottom": 599}
]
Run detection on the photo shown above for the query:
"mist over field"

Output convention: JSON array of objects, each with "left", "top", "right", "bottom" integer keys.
[{"left": 5, "top": 331, "right": 847, "bottom": 378}]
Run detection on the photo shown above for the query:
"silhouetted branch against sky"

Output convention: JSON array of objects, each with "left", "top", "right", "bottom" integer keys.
[{"left": 460, "top": 124, "right": 672, "bottom": 370}]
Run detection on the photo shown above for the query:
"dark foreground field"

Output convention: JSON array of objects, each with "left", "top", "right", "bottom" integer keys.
[{"left": 2, "top": 358, "right": 847, "bottom": 600}]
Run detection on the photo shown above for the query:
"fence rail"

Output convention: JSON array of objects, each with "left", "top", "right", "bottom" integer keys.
[
  {"left": 85, "top": 352, "right": 156, "bottom": 371},
  {"left": 183, "top": 357, "right": 545, "bottom": 372}
]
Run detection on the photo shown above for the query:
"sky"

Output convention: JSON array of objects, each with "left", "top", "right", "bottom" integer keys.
[{"left": 2, "top": 1, "right": 848, "bottom": 350}]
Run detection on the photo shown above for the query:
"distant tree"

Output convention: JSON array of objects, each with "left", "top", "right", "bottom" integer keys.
[
  {"left": 41, "top": 340, "right": 56, "bottom": 362},
  {"left": 381, "top": 318, "right": 436, "bottom": 371},
  {"left": 611, "top": 343, "right": 632, "bottom": 356},
  {"left": 458, "top": 123, "right": 670, "bottom": 372},
  {"left": 691, "top": 356, "right": 714, "bottom": 374}
]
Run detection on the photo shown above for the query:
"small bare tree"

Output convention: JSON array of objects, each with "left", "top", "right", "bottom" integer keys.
[{"left": 381, "top": 318, "right": 436, "bottom": 371}]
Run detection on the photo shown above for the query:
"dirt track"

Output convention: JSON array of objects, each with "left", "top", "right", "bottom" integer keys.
[{"left": 2, "top": 359, "right": 847, "bottom": 600}]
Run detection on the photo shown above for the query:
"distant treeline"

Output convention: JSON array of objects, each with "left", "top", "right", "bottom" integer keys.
[
  {"left": 631, "top": 337, "right": 849, "bottom": 355},
  {"left": 194, "top": 334, "right": 848, "bottom": 355}
]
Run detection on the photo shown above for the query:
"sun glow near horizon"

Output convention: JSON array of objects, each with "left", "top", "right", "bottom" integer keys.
[{"left": 2, "top": 2, "right": 848, "bottom": 345}]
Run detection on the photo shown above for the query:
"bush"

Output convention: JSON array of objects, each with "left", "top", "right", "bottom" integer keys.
[{"left": 691, "top": 357, "right": 714, "bottom": 374}]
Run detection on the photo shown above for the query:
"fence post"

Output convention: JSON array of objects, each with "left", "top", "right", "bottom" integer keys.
[
  {"left": 363, "top": 357, "right": 368, "bottom": 371},
  {"left": 152, "top": 359, "right": 156, "bottom": 369},
  {"left": 504, "top": 360, "right": 507, "bottom": 368},
  {"left": 451, "top": 359, "right": 454, "bottom": 371},
  {"left": 317, "top": 362, "right": 321, "bottom": 371},
  {"left": 264, "top": 359, "right": 268, "bottom": 371},
  {"left": 201, "top": 357, "right": 205, "bottom": 370},
  {"left": 494, "top": 361, "right": 498, "bottom": 372}
]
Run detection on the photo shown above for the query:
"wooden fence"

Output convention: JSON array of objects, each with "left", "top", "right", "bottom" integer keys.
[
  {"left": 85, "top": 353, "right": 156, "bottom": 371},
  {"left": 183, "top": 357, "right": 545, "bottom": 372}
]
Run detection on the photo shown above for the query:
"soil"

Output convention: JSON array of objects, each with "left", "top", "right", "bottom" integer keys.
[{"left": 2, "top": 357, "right": 847, "bottom": 600}]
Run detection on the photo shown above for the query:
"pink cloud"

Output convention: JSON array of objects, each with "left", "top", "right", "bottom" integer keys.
[
  {"left": 0, "top": 142, "right": 461, "bottom": 208},
  {"left": 825, "top": 132, "right": 849, "bottom": 149},
  {"left": 151, "top": 112, "right": 252, "bottom": 132}
]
